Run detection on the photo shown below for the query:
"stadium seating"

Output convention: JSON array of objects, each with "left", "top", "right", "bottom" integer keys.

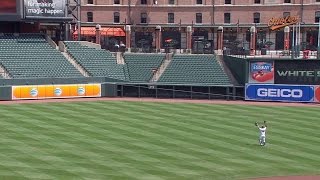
[
  {"left": 64, "top": 41, "right": 127, "bottom": 81},
  {"left": 0, "top": 34, "right": 82, "bottom": 78},
  {"left": 158, "top": 55, "right": 231, "bottom": 85},
  {"left": 124, "top": 53, "right": 165, "bottom": 82}
]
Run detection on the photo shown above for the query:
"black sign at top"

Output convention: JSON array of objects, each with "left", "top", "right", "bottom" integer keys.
[
  {"left": 24, "top": 0, "right": 66, "bottom": 18},
  {"left": 274, "top": 60, "right": 320, "bottom": 85}
]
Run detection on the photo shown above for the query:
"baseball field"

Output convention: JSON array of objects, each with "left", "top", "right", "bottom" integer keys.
[{"left": 0, "top": 100, "right": 319, "bottom": 180}]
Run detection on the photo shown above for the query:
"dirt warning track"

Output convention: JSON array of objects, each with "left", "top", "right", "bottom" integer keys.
[{"left": 0, "top": 97, "right": 320, "bottom": 107}]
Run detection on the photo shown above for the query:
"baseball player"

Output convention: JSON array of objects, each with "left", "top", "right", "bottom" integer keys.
[{"left": 255, "top": 121, "right": 267, "bottom": 146}]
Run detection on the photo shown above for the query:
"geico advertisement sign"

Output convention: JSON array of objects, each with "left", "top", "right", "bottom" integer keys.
[
  {"left": 257, "top": 88, "right": 303, "bottom": 98},
  {"left": 245, "top": 84, "right": 314, "bottom": 102}
]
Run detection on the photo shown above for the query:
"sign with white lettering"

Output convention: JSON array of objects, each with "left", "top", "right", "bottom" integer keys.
[
  {"left": 274, "top": 60, "right": 320, "bottom": 85},
  {"left": 24, "top": 0, "right": 66, "bottom": 18},
  {"left": 245, "top": 84, "right": 314, "bottom": 102}
]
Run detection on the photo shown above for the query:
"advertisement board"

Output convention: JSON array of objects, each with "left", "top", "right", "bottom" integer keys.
[
  {"left": 245, "top": 84, "right": 314, "bottom": 102},
  {"left": 314, "top": 86, "right": 320, "bottom": 102},
  {"left": 274, "top": 60, "right": 320, "bottom": 85},
  {"left": 0, "top": 0, "right": 16, "bottom": 13},
  {"left": 248, "top": 61, "right": 274, "bottom": 84},
  {"left": 24, "top": 0, "right": 66, "bottom": 19},
  {"left": 12, "top": 84, "right": 101, "bottom": 100}
]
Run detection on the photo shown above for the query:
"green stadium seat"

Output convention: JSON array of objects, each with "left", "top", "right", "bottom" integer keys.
[
  {"left": 158, "top": 55, "right": 231, "bottom": 85},
  {"left": 64, "top": 41, "right": 127, "bottom": 81},
  {"left": 123, "top": 53, "right": 165, "bottom": 82},
  {"left": 0, "top": 34, "right": 83, "bottom": 79}
]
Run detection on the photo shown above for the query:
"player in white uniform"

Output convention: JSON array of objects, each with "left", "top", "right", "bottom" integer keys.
[{"left": 255, "top": 121, "right": 267, "bottom": 146}]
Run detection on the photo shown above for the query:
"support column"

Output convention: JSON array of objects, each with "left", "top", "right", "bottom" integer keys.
[
  {"left": 186, "top": 26, "right": 192, "bottom": 53},
  {"left": 95, "top": 24, "right": 101, "bottom": 45},
  {"left": 65, "top": 23, "right": 70, "bottom": 41},
  {"left": 217, "top": 26, "right": 223, "bottom": 55},
  {"left": 284, "top": 26, "right": 290, "bottom": 51},
  {"left": 318, "top": 22, "right": 320, "bottom": 59},
  {"left": 155, "top": 26, "right": 162, "bottom": 53},
  {"left": 269, "top": 31, "right": 276, "bottom": 50},
  {"left": 250, "top": 26, "right": 256, "bottom": 56},
  {"left": 125, "top": 25, "right": 131, "bottom": 52}
]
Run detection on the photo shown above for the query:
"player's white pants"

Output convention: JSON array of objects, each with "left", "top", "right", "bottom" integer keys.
[{"left": 259, "top": 135, "right": 266, "bottom": 144}]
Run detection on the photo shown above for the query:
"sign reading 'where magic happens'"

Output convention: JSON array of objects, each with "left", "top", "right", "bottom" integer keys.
[{"left": 268, "top": 16, "right": 299, "bottom": 30}]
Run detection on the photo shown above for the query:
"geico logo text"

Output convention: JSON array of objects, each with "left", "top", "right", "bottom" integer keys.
[{"left": 257, "top": 88, "right": 303, "bottom": 98}]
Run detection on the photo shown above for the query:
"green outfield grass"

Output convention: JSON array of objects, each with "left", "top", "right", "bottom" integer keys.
[{"left": 0, "top": 101, "right": 319, "bottom": 180}]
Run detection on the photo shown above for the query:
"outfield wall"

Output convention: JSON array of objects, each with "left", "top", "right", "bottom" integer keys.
[
  {"left": 116, "top": 83, "right": 243, "bottom": 100},
  {"left": 0, "top": 81, "right": 242, "bottom": 101},
  {"left": 223, "top": 56, "right": 320, "bottom": 86},
  {"left": 223, "top": 56, "right": 320, "bottom": 103},
  {"left": 223, "top": 56, "right": 248, "bottom": 85},
  {"left": 12, "top": 84, "right": 102, "bottom": 100},
  {"left": 0, "top": 84, "right": 103, "bottom": 100},
  {"left": 0, "top": 77, "right": 122, "bottom": 100},
  {"left": 0, "top": 77, "right": 120, "bottom": 86},
  {"left": 242, "top": 58, "right": 320, "bottom": 103}
]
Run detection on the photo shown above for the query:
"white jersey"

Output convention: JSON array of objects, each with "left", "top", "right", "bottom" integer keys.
[{"left": 259, "top": 127, "right": 266, "bottom": 137}]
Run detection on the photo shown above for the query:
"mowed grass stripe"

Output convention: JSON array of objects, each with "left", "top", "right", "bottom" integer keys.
[
  {"left": 20, "top": 102, "right": 195, "bottom": 179},
  {"left": 11, "top": 108, "right": 175, "bottom": 179},
  {"left": 88, "top": 102, "right": 320, "bottom": 175},
  {"left": 53, "top": 104, "right": 224, "bottom": 179},
  {"left": 0, "top": 101, "right": 319, "bottom": 179},
  {"left": 0, "top": 125, "right": 99, "bottom": 178},
  {"left": 169, "top": 104, "right": 320, "bottom": 148},
  {"left": 64, "top": 103, "right": 316, "bottom": 175},
  {"left": 105, "top": 102, "right": 318, "bottom": 158},
  {"left": 57, "top": 102, "right": 262, "bottom": 178},
  {"left": 0, "top": 105, "right": 151, "bottom": 179},
  {"left": 0, "top": 102, "right": 316, "bottom": 175},
  {"left": 67, "top": 103, "right": 232, "bottom": 176},
  {"left": 56, "top": 101, "right": 318, "bottom": 170}
]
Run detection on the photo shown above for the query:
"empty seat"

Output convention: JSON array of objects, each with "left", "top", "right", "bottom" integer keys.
[
  {"left": 0, "top": 34, "right": 83, "bottom": 78},
  {"left": 64, "top": 41, "right": 127, "bottom": 81},
  {"left": 124, "top": 53, "right": 165, "bottom": 82},
  {"left": 158, "top": 55, "right": 231, "bottom": 85}
]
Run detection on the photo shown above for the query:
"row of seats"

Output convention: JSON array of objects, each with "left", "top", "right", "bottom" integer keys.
[
  {"left": 124, "top": 54, "right": 165, "bottom": 82},
  {"left": 64, "top": 41, "right": 127, "bottom": 81},
  {"left": 158, "top": 55, "right": 231, "bottom": 85},
  {"left": 0, "top": 35, "right": 232, "bottom": 85},
  {"left": 0, "top": 34, "right": 82, "bottom": 79}
]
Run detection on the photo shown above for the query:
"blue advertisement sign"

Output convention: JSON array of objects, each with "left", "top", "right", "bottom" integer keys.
[{"left": 245, "top": 84, "right": 314, "bottom": 102}]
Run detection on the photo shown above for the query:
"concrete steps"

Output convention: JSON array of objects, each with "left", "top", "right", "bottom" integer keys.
[
  {"left": 62, "top": 52, "right": 90, "bottom": 77},
  {"left": 150, "top": 53, "right": 173, "bottom": 82}
]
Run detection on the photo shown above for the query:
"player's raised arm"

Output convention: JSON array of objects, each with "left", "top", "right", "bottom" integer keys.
[
  {"left": 255, "top": 122, "right": 259, "bottom": 128},
  {"left": 264, "top": 121, "right": 267, "bottom": 127}
]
